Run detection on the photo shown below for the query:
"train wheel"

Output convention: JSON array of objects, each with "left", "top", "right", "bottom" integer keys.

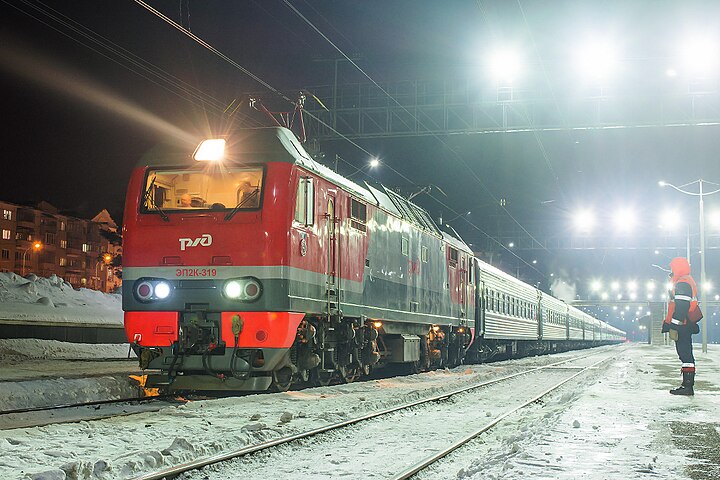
[
  {"left": 270, "top": 367, "right": 293, "bottom": 392},
  {"left": 338, "top": 365, "right": 359, "bottom": 383},
  {"left": 310, "top": 368, "right": 334, "bottom": 387}
]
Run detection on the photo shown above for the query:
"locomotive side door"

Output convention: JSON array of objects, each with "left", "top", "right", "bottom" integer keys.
[{"left": 459, "top": 256, "right": 468, "bottom": 319}]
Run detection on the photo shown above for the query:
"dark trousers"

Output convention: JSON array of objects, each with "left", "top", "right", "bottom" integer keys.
[{"left": 675, "top": 325, "right": 695, "bottom": 365}]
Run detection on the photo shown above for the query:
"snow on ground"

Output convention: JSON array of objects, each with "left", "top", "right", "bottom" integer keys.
[
  {"left": 1, "top": 344, "right": 718, "bottom": 480},
  {"left": 0, "top": 272, "right": 122, "bottom": 325},
  {"left": 0, "top": 340, "right": 139, "bottom": 411},
  {"left": 0, "top": 339, "right": 130, "bottom": 362},
  {"left": 419, "top": 343, "right": 720, "bottom": 480}
]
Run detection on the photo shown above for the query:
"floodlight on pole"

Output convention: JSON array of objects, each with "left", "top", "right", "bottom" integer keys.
[
  {"left": 613, "top": 207, "right": 636, "bottom": 232},
  {"left": 679, "top": 34, "right": 719, "bottom": 77},
  {"left": 575, "top": 39, "right": 619, "bottom": 81},
  {"left": 659, "top": 178, "right": 720, "bottom": 353},
  {"left": 488, "top": 48, "right": 522, "bottom": 84},
  {"left": 572, "top": 209, "right": 595, "bottom": 233}
]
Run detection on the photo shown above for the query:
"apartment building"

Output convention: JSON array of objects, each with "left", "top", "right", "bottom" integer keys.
[{"left": 0, "top": 201, "right": 122, "bottom": 292}]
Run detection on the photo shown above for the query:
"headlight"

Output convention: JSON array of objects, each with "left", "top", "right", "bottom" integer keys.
[
  {"left": 134, "top": 278, "right": 173, "bottom": 302},
  {"left": 154, "top": 281, "right": 171, "bottom": 299},
  {"left": 224, "top": 280, "right": 243, "bottom": 299},
  {"left": 223, "top": 277, "right": 262, "bottom": 301}
]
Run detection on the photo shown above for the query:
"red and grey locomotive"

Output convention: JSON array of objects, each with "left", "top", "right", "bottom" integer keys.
[
  {"left": 123, "top": 127, "right": 474, "bottom": 391},
  {"left": 122, "top": 126, "right": 623, "bottom": 392}
]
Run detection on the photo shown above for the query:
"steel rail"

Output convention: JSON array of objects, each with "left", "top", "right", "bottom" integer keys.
[
  {"left": 388, "top": 355, "right": 613, "bottom": 480},
  {"left": 132, "top": 349, "right": 611, "bottom": 480}
]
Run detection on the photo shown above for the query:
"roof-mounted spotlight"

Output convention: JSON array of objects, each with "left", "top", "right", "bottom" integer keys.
[{"left": 194, "top": 138, "right": 226, "bottom": 162}]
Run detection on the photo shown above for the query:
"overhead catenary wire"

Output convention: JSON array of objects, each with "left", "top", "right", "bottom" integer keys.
[
  {"left": 130, "top": 0, "right": 545, "bottom": 279},
  {"left": 4, "top": 0, "right": 263, "bottom": 127},
  {"left": 282, "top": 0, "right": 549, "bottom": 276},
  {"left": 282, "top": 1, "right": 552, "bottom": 255},
  {"left": 515, "top": 0, "right": 567, "bottom": 204}
]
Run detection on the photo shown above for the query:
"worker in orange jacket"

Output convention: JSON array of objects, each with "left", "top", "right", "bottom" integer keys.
[{"left": 661, "top": 257, "right": 702, "bottom": 395}]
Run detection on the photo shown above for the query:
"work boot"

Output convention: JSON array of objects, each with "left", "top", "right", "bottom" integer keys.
[{"left": 670, "top": 371, "right": 695, "bottom": 396}]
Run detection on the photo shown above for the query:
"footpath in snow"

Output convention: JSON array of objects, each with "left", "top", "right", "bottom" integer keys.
[{"left": 0, "top": 343, "right": 718, "bottom": 479}]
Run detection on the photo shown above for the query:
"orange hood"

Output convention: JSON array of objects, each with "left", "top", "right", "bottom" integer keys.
[{"left": 669, "top": 257, "right": 691, "bottom": 281}]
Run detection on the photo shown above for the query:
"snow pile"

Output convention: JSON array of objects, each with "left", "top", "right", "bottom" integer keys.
[
  {"left": 0, "top": 272, "right": 122, "bottom": 325},
  {"left": 0, "top": 339, "right": 130, "bottom": 361}
]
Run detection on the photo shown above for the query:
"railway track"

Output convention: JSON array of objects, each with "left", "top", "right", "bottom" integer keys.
[{"left": 132, "top": 348, "right": 618, "bottom": 480}]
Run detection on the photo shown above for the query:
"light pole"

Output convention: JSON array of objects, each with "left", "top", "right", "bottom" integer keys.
[
  {"left": 659, "top": 179, "right": 720, "bottom": 353},
  {"left": 21, "top": 241, "right": 43, "bottom": 276},
  {"left": 95, "top": 253, "right": 113, "bottom": 291}
]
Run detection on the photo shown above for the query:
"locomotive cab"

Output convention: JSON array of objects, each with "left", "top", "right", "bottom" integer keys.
[{"left": 123, "top": 129, "right": 307, "bottom": 391}]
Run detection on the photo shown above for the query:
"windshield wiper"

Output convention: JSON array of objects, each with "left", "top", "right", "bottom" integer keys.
[
  {"left": 142, "top": 176, "right": 169, "bottom": 222},
  {"left": 224, "top": 189, "right": 259, "bottom": 221}
]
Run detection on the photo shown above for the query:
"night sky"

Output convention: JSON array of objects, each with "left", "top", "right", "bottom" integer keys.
[{"left": 3, "top": 1, "right": 720, "bottom": 330}]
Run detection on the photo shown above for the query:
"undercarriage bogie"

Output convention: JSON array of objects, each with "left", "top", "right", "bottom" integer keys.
[
  {"left": 131, "top": 313, "right": 471, "bottom": 392},
  {"left": 285, "top": 319, "right": 471, "bottom": 388}
]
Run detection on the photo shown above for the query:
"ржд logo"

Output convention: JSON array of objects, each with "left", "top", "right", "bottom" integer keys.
[{"left": 179, "top": 233, "right": 213, "bottom": 251}]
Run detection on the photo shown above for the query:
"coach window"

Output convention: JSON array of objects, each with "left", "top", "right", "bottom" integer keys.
[
  {"left": 350, "top": 198, "right": 367, "bottom": 232},
  {"left": 295, "top": 177, "right": 315, "bottom": 226}
]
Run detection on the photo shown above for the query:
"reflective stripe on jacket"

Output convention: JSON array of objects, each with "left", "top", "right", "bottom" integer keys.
[{"left": 664, "top": 274, "right": 700, "bottom": 325}]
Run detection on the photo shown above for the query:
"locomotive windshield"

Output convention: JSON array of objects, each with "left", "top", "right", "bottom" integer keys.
[{"left": 141, "top": 166, "right": 264, "bottom": 214}]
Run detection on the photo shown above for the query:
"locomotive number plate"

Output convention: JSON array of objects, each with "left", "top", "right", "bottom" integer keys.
[{"left": 175, "top": 268, "right": 218, "bottom": 278}]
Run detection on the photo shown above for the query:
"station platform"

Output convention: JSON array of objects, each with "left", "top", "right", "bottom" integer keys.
[{"left": 490, "top": 342, "right": 720, "bottom": 480}]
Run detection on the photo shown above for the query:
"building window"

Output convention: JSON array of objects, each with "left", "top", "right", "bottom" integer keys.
[
  {"left": 350, "top": 198, "right": 367, "bottom": 232},
  {"left": 401, "top": 237, "right": 409, "bottom": 256},
  {"left": 59, "top": 257, "right": 66, "bottom": 266},
  {"left": 60, "top": 240, "right": 67, "bottom": 249},
  {"left": 448, "top": 247, "right": 458, "bottom": 268},
  {"left": 1, "top": 249, "right": 8, "bottom": 260},
  {"left": 45, "top": 233, "right": 56, "bottom": 245},
  {"left": 82, "top": 243, "right": 90, "bottom": 253},
  {"left": 294, "top": 177, "right": 314, "bottom": 226},
  {"left": 2, "top": 210, "right": 11, "bottom": 220},
  {"left": 60, "top": 221, "right": 66, "bottom": 231},
  {"left": 421, "top": 246, "right": 428, "bottom": 263},
  {"left": 1, "top": 230, "right": 10, "bottom": 240}
]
